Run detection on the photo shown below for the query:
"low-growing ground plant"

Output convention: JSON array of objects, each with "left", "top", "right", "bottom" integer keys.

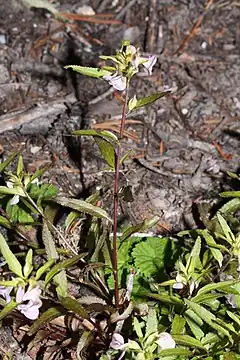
[{"left": 0, "top": 42, "right": 239, "bottom": 359}]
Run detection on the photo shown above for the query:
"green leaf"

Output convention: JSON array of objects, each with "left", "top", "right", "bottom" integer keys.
[
  {"left": 145, "top": 308, "right": 158, "bottom": 337},
  {"left": 0, "top": 186, "right": 25, "bottom": 197},
  {"left": 158, "top": 348, "right": 191, "bottom": 357},
  {"left": 16, "top": 155, "right": 24, "bottom": 176},
  {"left": 226, "top": 310, "right": 240, "bottom": 327},
  {"left": 133, "top": 91, "right": 170, "bottom": 110},
  {"left": 60, "top": 296, "right": 88, "bottom": 318},
  {"left": 200, "top": 230, "right": 223, "bottom": 267},
  {"left": 194, "top": 280, "right": 238, "bottom": 298},
  {"left": 64, "top": 210, "right": 81, "bottom": 232},
  {"left": 54, "top": 196, "right": 111, "bottom": 221},
  {"left": 64, "top": 65, "right": 108, "bottom": 78},
  {"left": 35, "top": 259, "right": 55, "bottom": 281},
  {"left": 220, "top": 191, "right": 240, "bottom": 198},
  {"left": 132, "top": 237, "right": 171, "bottom": 277},
  {"left": 0, "top": 300, "right": 17, "bottom": 320},
  {"left": 72, "top": 129, "right": 119, "bottom": 144},
  {"left": 0, "top": 152, "right": 18, "bottom": 172},
  {"left": 217, "top": 213, "right": 235, "bottom": 245},
  {"left": 6, "top": 202, "right": 34, "bottom": 224},
  {"left": 171, "top": 314, "right": 186, "bottom": 335},
  {"left": 0, "top": 215, "right": 11, "bottom": 229},
  {"left": 28, "top": 307, "right": 63, "bottom": 336},
  {"left": 184, "top": 309, "right": 204, "bottom": 340},
  {"left": 94, "top": 137, "right": 116, "bottom": 169},
  {"left": 45, "top": 254, "right": 85, "bottom": 287},
  {"left": 133, "top": 317, "right": 143, "bottom": 339},
  {"left": 0, "top": 232, "right": 23, "bottom": 278},
  {"left": 128, "top": 95, "right": 137, "bottom": 111},
  {"left": 23, "top": 249, "right": 33, "bottom": 278},
  {"left": 173, "top": 334, "right": 206, "bottom": 350},
  {"left": 186, "top": 237, "right": 201, "bottom": 274},
  {"left": 119, "top": 216, "right": 159, "bottom": 243},
  {"left": 29, "top": 183, "right": 58, "bottom": 200},
  {"left": 147, "top": 293, "right": 183, "bottom": 305}
]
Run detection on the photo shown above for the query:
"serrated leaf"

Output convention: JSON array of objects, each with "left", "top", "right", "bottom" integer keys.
[
  {"left": 132, "top": 237, "right": 170, "bottom": 277},
  {"left": 28, "top": 307, "right": 63, "bottom": 336},
  {"left": 64, "top": 65, "right": 107, "bottom": 78},
  {"left": 6, "top": 202, "right": 35, "bottom": 224},
  {"left": 16, "top": 155, "right": 24, "bottom": 176},
  {"left": 72, "top": 129, "right": 119, "bottom": 144},
  {"left": 0, "top": 152, "right": 19, "bottom": 172},
  {"left": 94, "top": 137, "right": 116, "bottom": 169},
  {"left": 158, "top": 348, "right": 191, "bottom": 357},
  {"left": 0, "top": 300, "right": 17, "bottom": 320},
  {"left": 173, "top": 334, "right": 206, "bottom": 350},
  {"left": 60, "top": 296, "right": 88, "bottom": 318},
  {"left": 133, "top": 316, "right": 143, "bottom": 338},
  {"left": 134, "top": 91, "right": 170, "bottom": 110},
  {"left": 54, "top": 196, "right": 111, "bottom": 221},
  {"left": 171, "top": 314, "right": 186, "bottom": 335},
  {"left": 145, "top": 308, "right": 158, "bottom": 337},
  {"left": 45, "top": 254, "right": 85, "bottom": 287},
  {"left": 0, "top": 232, "right": 23, "bottom": 278}
]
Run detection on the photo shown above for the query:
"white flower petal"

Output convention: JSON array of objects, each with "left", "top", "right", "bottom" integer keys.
[
  {"left": 16, "top": 286, "right": 25, "bottom": 303},
  {"left": 173, "top": 282, "right": 184, "bottom": 290},
  {"left": 6, "top": 181, "right": 14, "bottom": 188},
  {"left": 158, "top": 332, "right": 176, "bottom": 350},
  {"left": 10, "top": 194, "right": 19, "bottom": 205},
  {"left": 0, "top": 286, "right": 13, "bottom": 303},
  {"left": 142, "top": 55, "right": 157, "bottom": 75},
  {"left": 103, "top": 73, "right": 127, "bottom": 91}
]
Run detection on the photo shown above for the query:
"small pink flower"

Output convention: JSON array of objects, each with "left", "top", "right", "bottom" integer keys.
[
  {"left": 110, "top": 333, "right": 125, "bottom": 350},
  {"left": 16, "top": 285, "right": 42, "bottom": 320},
  {"left": 103, "top": 73, "right": 127, "bottom": 91},
  {"left": 0, "top": 286, "right": 13, "bottom": 303}
]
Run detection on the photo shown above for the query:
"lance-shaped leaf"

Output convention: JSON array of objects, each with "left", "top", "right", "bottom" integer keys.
[
  {"left": 193, "top": 280, "right": 238, "bottom": 298},
  {"left": 64, "top": 65, "right": 108, "bottom": 78},
  {"left": 0, "top": 233, "right": 23, "bottom": 278},
  {"left": 171, "top": 314, "right": 186, "bottom": 335},
  {"left": 172, "top": 335, "right": 206, "bottom": 350},
  {"left": 0, "top": 186, "right": 25, "bottom": 197},
  {"left": 28, "top": 307, "right": 63, "bottom": 336},
  {"left": 220, "top": 191, "right": 240, "bottom": 198},
  {"left": 94, "top": 137, "right": 116, "bottom": 169},
  {"left": 184, "top": 309, "right": 204, "bottom": 340},
  {"left": 147, "top": 293, "right": 183, "bottom": 305},
  {"left": 217, "top": 213, "right": 235, "bottom": 246},
  {"left": 72, "top": 129, "right": 119, "bottom": 144},
  {"left": 0, "top": 300, "right": 17, "bottom": 320},
  {"left": 199, "top": 230, "right": 224, "bottom": 267},
  {"left": 23, "top": 249, "right": 33, "bottom": 279},
  {"left": 60, "top": 296, "right": 88, "bottom": 318},
  {"left": 35, "top": 259, "right": 55, "bottom": 281},
  {"left": 158, "top": 348, "right": 191, "bottom": 357},
  {"left": 0, "top": 152, "right": 18, "bottom": 172},
  {"left": 186, "top": 237, "right": 201, "bottom": 275},
  {"left": 54, "top": 196, "right": 111, "bottom": 221},
  {"left": 129, "top": 91, "right": 171, "bottom": 111},
  {"left": 45, "top": 254, "right": 86, "bottom": 287}
]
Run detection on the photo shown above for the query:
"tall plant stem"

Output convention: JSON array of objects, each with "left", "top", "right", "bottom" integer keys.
[{"left": 113, "top": 83, "right": 129, "bottom": 308}]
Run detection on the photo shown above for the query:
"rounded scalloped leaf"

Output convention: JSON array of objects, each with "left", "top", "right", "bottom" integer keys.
[{"left": 132, "top": 237, "right": 170, "bottom": 277}]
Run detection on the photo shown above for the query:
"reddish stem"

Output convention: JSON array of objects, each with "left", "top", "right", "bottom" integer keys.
[{"left": 112, "top": 83, "right": 129, "bottom": 308}]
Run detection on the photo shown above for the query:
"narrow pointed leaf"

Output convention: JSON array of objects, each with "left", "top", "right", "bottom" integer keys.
[
  {"left": 173, "top": 335, "right": 206, "bottom": 350},
  {"left": 64, "top": 65, "right": 107, "bottom": 78},
  {"left": 28, "top": 307, "right": 63, "bottom": 336},
  {"left": 94, "top": 137, "right": 116, "bottom": 169},
  {"left": 194, "top": 280, "right": 238, "bottom": 297},
  {"left": 60, "top": 296, "right": 88, "bottom": 318},
  {"left": 217, "top": 213, "right": 235, "bottom": 245},
  {"left": 54, "top": 196, "right": 111, "bottom": 221},
  {"left": 147, "top": 293, "right": 183, "bottom": 305},
  {"left": 220, "top": 191, "right": 240, "bottom": 198},
  {"left": 0, "top": 152, "right": 18, "bottom": 172},
  {"left": 158, "top": 348, "right": 191, "bottom": 357},
  {"left": 0, "top": 233, "right": 23, "bottom": 278},
  {"left": 72, "top": 129, "right": 119, "bottom": 144},
  {"left": 0, "top": 300, "right": 17, "bottom": 320},
  {"left": 35, "top": 259, "right": 55, "bottom": 281},
  {"left": 134, "top": 91, "right": 170, "bottom": 110},
  {"left": 171, "top": 314, "right": 186, "bottom": 335}
]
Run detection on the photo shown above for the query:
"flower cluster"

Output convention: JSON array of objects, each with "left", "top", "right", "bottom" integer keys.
[
  {"left": 0, "top": 284, "right": 42, "bottom": 320},
  {"left": 6, "top": 176, "right": 39, "bottom": 206},
  {"left": 102, "top": 42, "right": 157, "bottom": 91}
]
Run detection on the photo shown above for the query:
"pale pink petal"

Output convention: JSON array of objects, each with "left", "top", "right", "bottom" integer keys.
[
  {"left": 0, "top": 286, "right": 13, "bottom": 303},
  {"left": 158, "top": 332, "right": 176, "bottom": 350},
  {"left": 10, "top": 195, "right": 19, "bottom": 205},
  {"left": 142, "top": 55, "right": 157, "bottom": 75},
  {"left": 103, "top": 73, "right": 127, "bottom": 91},
  {"left": 22, "top": 285, "right": 41, "bottom": 302},
  {"left": 16, "top": 286, "right": 25, "bottom": 303},
  {"left": 110, "top": 333, "right": 125, "bottom": 350},
  {"left": 173, "top": 282, "right": 184, "bottom": 290}
]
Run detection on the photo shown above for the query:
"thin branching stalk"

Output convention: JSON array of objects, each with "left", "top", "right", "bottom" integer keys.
[{"left": 113, "top": 82, "right": 129, "bottom": 308}]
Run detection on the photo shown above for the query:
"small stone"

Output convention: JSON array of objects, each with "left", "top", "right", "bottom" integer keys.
[
  {"left": 0, "top": 34, "right": 7, "bottom": 44},
  {"left": 76, "top": 5, "right": 95, "bottom": 15},
  {"left": 181, "top": 108, "right": 188, "bottom": 115},
  {"left": 30, "top": 146, "right": 42, "bottom": 154},
  {"left": 201, "top": 41, "right": 207, "bottom": 49}
]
